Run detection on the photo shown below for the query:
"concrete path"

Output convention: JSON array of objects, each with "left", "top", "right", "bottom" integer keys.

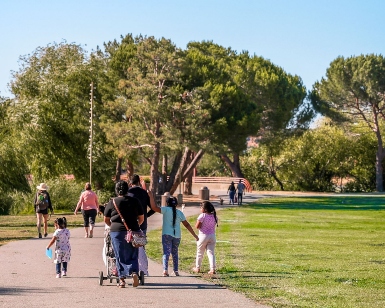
[{"left": 0, "top": 192, "right": 270, "bottom": 308}]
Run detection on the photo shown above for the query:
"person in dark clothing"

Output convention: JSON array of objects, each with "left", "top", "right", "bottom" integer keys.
[
  {"left": 128, "top": 174, "right": 155, "bottom": 276},
  {"left": 104, "top": 180, "right": 144, "bottom": 288},
  {"left": 34, "top": 183, "right": 54, "bottom": 238}
]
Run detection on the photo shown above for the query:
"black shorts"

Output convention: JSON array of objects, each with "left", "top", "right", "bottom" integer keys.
[
  {"left": 36, "top": 208, "right": 49, "bottom": 215},
  {"left": 81, "top": 209, "right": 97, "bottom": 227}
]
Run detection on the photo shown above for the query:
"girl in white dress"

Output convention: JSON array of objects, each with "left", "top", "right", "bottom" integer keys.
[{"left": 46, "top": 217, "right": 71, "bottom": 278}]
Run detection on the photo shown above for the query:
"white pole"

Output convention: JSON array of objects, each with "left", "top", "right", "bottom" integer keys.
[{"left": 89, "top": 82, "right": 93, "bottom": 184}]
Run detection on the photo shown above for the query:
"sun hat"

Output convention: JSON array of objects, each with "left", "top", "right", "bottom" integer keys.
[{"left": 36, "top": 183, "right": 49, "bottom": 190}]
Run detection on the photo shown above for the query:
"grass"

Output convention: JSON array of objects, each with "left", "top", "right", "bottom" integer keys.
[
  {"left": 0, "top": 212, "right": 104, "bottom": 245},
  {"left": 146, "top": 196, "right": 385, "bottom": 308},
  {"left": 2, "top": 196, "right": 385, "bottom": 307}
]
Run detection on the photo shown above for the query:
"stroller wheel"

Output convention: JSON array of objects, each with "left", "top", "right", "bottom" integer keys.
[
  {"left": 139, "top": 270, "right": 145, "bottom": 285},
  {"left": 99, "top": 271, "right": 104, "bottom": 286}
]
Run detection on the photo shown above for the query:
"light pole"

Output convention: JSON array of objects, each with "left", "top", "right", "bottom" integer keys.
[{"left": 89, "top": 82, "right": 94, "bottom": 184}]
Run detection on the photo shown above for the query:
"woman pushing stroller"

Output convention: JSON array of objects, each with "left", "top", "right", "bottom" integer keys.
[{"left": 103, "top": 181, "right": 144, "bottom": 288}]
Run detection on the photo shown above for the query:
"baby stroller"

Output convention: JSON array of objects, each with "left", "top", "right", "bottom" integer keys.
[{"left": 98, "top": 226, "right": 145, "bottom": 286}]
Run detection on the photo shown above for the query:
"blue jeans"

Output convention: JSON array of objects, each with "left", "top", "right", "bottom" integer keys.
[
  {"left": 110, "top": 231, "right": 139, "bottom": 278},
  {"left": 162, "top": 234, "right": 181, "bottom": 272},
  {"left": 56, "top": 262, "right": 67, "bottom": 274}
]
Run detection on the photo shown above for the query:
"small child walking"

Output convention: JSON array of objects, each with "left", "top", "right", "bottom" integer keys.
[
  {"left": 46, "top": 217, "right": 71, "bottom": 278},
  {"left": 148, "top": 192, "right": 199, "bottom": 277},
  {"left": 193, "top": 201, "right": 218, "bottom": 275}
]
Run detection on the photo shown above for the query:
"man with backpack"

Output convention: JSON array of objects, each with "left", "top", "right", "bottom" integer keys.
[{"left": 34, "top": 183, "right": 54, "bottom": 238}]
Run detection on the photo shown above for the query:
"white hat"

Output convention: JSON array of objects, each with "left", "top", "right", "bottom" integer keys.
[{"left": 36, "top": 183, "right": 49, "bottom": 190}]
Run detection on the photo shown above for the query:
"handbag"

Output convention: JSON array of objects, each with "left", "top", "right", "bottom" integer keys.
[{"left": 112, "top": 198, "right": 147, "bottom": 248}]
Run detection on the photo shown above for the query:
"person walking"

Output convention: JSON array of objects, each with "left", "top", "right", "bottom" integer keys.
[
  {"left": 193, "top": 201, "right": 218, "bottom": 275},
  {"left": 227, "top": 181, "right": 236, "bottom": 205},
  {"left": 46, "top": 217, "right": 71, "bottom": 278},
  {"left": 103, "top": 180, "right": 144, "bottom": 288},
  {"left": 74, "top": 182, "right": 99, "bottom": 238},
  {"left": 128, "top": 174, "right": 155, "bottom": 276},
  {"left": 236, "top": 179, "right": 246, "bottom": 205},
  {"left": 148, "top": 191, "right": 199, "bottom": 277},
  {"left": 34, "top": 183, "right": 54, "bottom": 238}
]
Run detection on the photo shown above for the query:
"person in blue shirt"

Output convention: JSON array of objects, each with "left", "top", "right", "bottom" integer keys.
[{"left": 148, "top": 192, "right": 198, "bottom": 277}]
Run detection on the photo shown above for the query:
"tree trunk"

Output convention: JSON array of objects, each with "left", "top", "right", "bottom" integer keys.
[
  {"left": 114, "top": 157, "right": 122, "bottom": 182},
  {"left": 184, "top": 152, "right": 194, "bottom": 195},
  {"left": 126, "top": 159, "right": 134, "bottom": 181},
  {"left": 375, "top": 147, "right": 385, "bottom": 192},
  {"left": 165, "top": 151, "right": 183, "bottom": 192},
  {"left": 220, "top": 153, "right": 244, "bottom": 178},
  {"left": 169, "top": 148, "right": 191, "bottom": 193},
  {"left": 149, "top": 142, "right": 160, "bottom": 194},
  {"left": 157, "top": 154, "right": 167, "bottom": 195},
  {"left": 169, "top": 149, "right": 205, "bottom": 194}
]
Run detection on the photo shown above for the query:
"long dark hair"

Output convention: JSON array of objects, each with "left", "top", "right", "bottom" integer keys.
[
  {"left": 167, "top": 196, "right": 178, "bottom": 235},
  {"left": 201, "top": 201, "right": 218, "bottom": 226}
]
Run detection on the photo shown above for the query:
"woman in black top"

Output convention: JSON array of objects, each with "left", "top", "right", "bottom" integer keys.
[
  {"left": 34, "top": 183, "right": 54, "bottom": 238},
  {"left": 104, "top": 181, "right": 144, "bottom": 288}
]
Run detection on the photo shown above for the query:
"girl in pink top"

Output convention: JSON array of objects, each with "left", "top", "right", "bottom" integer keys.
[
  {"left": 74, "top": 182, "right": 99, "bottom": 238},
  {"left": 193, "top": 201, "right": 218, "bottom": 275}
]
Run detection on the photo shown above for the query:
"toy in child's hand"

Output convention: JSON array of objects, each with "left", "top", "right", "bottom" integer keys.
[{"left": 46, "top": 248, "right": 52, "bottom": 259}]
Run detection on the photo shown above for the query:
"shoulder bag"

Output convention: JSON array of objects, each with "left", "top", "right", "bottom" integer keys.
[{"left": 112, "top": 198, "right": 147, "bottom": 248}]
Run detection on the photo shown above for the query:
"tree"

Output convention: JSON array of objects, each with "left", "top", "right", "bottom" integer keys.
[
  {"left": 10, "top": 42, "right": 115, "bottom": 186},
  {"left": 310, "top": 54, "right": 385, "bottom": 191},
  {"left": 100, "top": 35, "right": 209, "bottom": 193},
  {"left": 184, "top": 43, "right": 310, "bottom": 177}
]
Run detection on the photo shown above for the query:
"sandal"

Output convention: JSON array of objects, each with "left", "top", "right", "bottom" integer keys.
[
  {"left": 192, "top": 267, "right": 200, "bottom": 273},
  {"left": 117, "top": 280, "right": 126, "bottom": 288},
  {"left": 132, "top": 273, "right": 139, "bottom": 287},
  {"left": 162, "top": 271, "right": 169, "bottom": 277},
  {"left": 208, "top": 270, "right": 216, "bottom": 275}
]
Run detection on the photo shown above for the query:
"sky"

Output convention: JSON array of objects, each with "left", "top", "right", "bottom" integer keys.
[{"left": 1, "top": 0, "right": 384, "bottom": 98}]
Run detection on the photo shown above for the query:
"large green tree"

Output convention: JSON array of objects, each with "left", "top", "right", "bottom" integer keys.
[
  {"left": 10, "top": 42, "right": 115, "bottom": 185},
  {"left": 100, "top": 35, "right": 209, "bottom": 193},
  {"left": 310, "top": 54, "right": 385, "bottom": 191}
]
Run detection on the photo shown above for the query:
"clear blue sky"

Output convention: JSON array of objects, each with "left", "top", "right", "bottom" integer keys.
[{"left": 1, "top": 0, "right": 384, "bottom": 97}]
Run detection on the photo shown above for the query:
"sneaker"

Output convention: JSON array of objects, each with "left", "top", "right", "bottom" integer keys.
[
  {"left": 44, "top": 233, "right": 48, "bottom": 237},
  {"left": 38, "top": 233, "right": 42, "bottom": 238},
  {"left": 173, "top": 271, "right": 180, "bottom": 276},
  {"left": 61, "top": 271, "right": 67, "bottom": 277},
  {"left": 56, "top": 273, "right": 61, "bottom": 278},
  {"left": 162, "top": 271, "right": 169, "bottom": 277},
  {"left": 132, "top": 273, "right": 139, "bottom": 287}
]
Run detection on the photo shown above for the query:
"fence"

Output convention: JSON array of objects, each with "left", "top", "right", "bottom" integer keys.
[{"left": 192, "top": 177, "right": 252, "bottom": 192}]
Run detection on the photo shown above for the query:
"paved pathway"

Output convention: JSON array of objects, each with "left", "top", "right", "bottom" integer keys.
[{"left": 0, "top": 192, "right": 270, "bottom": 308}]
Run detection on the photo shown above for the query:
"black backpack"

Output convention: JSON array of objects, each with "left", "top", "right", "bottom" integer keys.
[{"left": 36, "top": 191, "right": 49, "bottom": 210}]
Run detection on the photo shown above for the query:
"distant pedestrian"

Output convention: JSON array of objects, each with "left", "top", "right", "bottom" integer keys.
[
  {"left": 227, "top": 181, "right": 236, "bottom": 205},
  {"left": 34, "top": 183, "right": 54, "bottom": 238},
  {"left": 46, "top": 217, "right": 71, "bottom": 278},
  {"left": 148, "top": 191, "right": 199, "bottom": 277},
  {"left": 74, "top": 182, "right": 99, "bottom": 238},
  {"left": 128, "top": 174, "right": 155, "bottom": 276},
  {"left": 236, "top": 179, "right": 246, "bottom": 205},
  {"left": 193, "top": 201, "right": 218, "bottom": 275}
]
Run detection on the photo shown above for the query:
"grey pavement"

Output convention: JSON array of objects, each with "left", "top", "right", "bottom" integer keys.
[{"left": 0, "top": 191, "right": 270, "bottom": 308}]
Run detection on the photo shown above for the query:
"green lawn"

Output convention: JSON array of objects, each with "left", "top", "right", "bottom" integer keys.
[{"left": 146, "top": 196, "right": 385, "bottom": 308}]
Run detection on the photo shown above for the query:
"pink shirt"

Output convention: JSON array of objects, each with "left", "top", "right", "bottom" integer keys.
[
  {"left": 197, "top": 213, "right": 217, "bottom": 235},
  {"left": 77, "top": 190, "right": 99, "bottom": 211}
]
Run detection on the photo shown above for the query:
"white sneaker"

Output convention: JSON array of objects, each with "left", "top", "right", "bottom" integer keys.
[
  {"left": 62, "top": 271, "right": 67, "bottom": 276},
  {"left": 56, "top": 273, "right": 61, "bottom": 278}
]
